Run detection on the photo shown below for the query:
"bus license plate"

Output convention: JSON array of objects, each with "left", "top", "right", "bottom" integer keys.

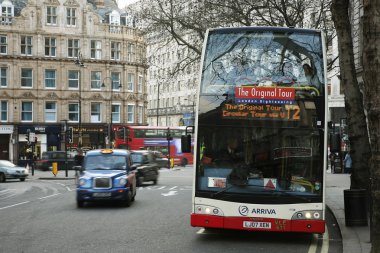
[
  {"left": 93, "top": 192, "right": 111, "bottom": 197},
  {"left": 243, "top": 221, "right": 271, "bottom": 229}
]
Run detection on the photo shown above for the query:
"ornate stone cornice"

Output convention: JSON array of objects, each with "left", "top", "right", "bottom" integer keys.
[
  {"left": 46, "top": 92, "right": 59, "bottom": 99},
  {"left": 21, "top": 91, "right": 37, "bottom": 99},
  {"left": 0, "top": 91, "right": 11, "bottom": 99},
  {"left": 44, "top": 0, "right": 60, "bottom": 5},
  {"left": 63, "top": 0, "right": 80, "bottom": 7}
]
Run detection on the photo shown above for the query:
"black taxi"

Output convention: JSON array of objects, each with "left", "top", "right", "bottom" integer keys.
[{"left": 76, "top": 149, "right": 136, "bottom": 208}]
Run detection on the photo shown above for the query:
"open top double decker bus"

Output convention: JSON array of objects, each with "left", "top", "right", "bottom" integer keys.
[{"left": 189, "top": 27, "right": 328, "bottom": 233}]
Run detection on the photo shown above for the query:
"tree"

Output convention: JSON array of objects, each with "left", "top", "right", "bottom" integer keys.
[
  {"left": 331, "top": 0, "right": 380, "bottom": 251},
  {"left": 331, "top": 0, "right": 370, "bottom": 190},
  {"left": 130, "top": 0, "right": 334, "bottom": 79},
  {"left": 361, "top": 1, "right": 380, "bottom": 251}
]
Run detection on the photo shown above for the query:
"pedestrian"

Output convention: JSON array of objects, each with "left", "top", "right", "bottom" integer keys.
[
  {"left": 74, "top": 149, "right": 84, "bottom": 166},
  {"left": 343, "top": 151, "right": 352, "bottom": 174}
]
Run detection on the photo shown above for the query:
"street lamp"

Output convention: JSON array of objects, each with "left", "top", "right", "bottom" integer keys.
[
  {"left": 156, "top": 82, "right": 161, "bottom": 126},
  {"left": 61, "top": 119, "right": 69, "bottom": 177},
  {"left": 102, "top": 77, "right": 122, "bottom": 148},
  {"left": 74, "top": 51, "right": 85, "bottom": 148},
  {"left": 184, "top": 98, "right": 196, "bottom": 125}
]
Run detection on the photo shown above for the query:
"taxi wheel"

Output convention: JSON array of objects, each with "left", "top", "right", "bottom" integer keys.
[
  {"left": 137, "top": 176, "right": 144, "bottom": 187},
  {"left": 122, "top": 191, "right": 132, "bottom": 207},
  {"left": 0, "top": 173, "right": 5, "bottom": 183}
]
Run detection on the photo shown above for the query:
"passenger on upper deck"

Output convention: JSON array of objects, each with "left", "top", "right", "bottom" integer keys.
[{"left": 302, "top": 63, "right": 322, "bottom": 91}]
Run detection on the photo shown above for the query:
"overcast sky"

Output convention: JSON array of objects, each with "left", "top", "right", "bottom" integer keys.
[{"left": 117, "top": 0, "right": 138, "bottom": 9}]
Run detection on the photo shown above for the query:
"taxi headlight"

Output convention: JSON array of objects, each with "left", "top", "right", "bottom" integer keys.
[
  {"left": 78, "top": 178, "right": 90, "bottom": 188},
  {"left": 114, "top": 177, "right": 127, "bottom": 187}
]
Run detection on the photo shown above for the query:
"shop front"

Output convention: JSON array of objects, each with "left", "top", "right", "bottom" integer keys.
[
  {"left": 0, "top": 125, "right": 14, "bottom": 161},
  {"left": 17, "top": 125, "right": 61, "bottom": 167},
  {"left": 69, "top": 124, "right": 107, "bottom": 151}
]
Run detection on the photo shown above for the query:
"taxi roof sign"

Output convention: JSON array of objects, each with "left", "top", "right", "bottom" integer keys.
[{"left": 101, "top": 149, "right": 114, "bottom": 154}]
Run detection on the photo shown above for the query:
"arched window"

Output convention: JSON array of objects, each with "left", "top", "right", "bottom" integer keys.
[{"left": 1, "top": 0, "right": 14, "bottom": 24}]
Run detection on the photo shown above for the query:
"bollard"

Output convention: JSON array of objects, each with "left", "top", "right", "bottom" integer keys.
[{"left": 344, "top": 189, "right": 368, "bottom": 226}]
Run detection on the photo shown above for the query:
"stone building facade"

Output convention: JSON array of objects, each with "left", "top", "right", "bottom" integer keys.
[{"left": 0, "top": 0, "right": 147, "bottom": 164}]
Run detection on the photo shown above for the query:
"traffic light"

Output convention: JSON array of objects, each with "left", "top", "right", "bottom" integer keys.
[
  {"left": 166, "top": 132, "right": 173, "bottom": 141},
  {"left": 66, "top": 127, "right": 73, "bottom": 143}
]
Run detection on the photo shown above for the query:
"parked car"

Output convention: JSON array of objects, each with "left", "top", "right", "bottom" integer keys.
[
  {"left": 34, "top": 151, "right": 75, "bottom": 171},
  {"left": 130, "top": 150, "right": 160, "bottom": 186},
  {"left": 76, "top": 149, "right": 136, "bottom": 208},
  {"left": 152, "top": 151, "right": 169, "bottom": 168},
  {"left": 0, "top": 160, "right": 29, "bottom": 182}
]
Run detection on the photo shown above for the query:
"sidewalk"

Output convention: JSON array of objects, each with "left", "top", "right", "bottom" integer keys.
[
  {"left": 326, "top": 170, "right": 371, "bottom": 253},
  {"left": 27, "top": 168, "right": 77, "bottom": 180}
]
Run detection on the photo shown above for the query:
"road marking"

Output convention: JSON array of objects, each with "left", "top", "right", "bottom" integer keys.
[
  {"left": 161, "top": 191, "right": 178, "bottom": 196},
  {"left": 157, "top": 186, "right": 166, "bottom": 190},
  {"left": 307, "top": 233, "right": 318, "bottom": 253},
  {"left": 321, "top": 225, "right": 329, "bottom": 253},
  {"left": 0, "top": 201, "right": 30, "bottom": 210},
  {"left": 38, "top": 193, "right": 61, "bottom": 200},
  {"left": 169, "top": 186, "right": 177, "bottom": 190},
  {"left": 196, "top": 228, "right": 205, "bottom": 234}
]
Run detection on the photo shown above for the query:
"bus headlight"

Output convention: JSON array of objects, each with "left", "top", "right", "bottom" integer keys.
[
  {"left": 194, "top": 205, "right": 224, "bottom": 216},
  {"left": 292, "top": 210, "right": 322, "bottom": 220}
]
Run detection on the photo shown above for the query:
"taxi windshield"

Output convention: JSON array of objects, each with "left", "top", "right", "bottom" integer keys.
[{"left": 84, "top": 155, "right": 127, "bottom": 170}]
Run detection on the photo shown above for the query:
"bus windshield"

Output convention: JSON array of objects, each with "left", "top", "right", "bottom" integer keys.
[{"left": 196, "top": 28, "right": 325, "bottom": 204}]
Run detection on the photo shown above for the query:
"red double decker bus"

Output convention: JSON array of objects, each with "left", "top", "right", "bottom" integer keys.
[{"left": 113, "top": 125, "right": 193, "bottom": 166}]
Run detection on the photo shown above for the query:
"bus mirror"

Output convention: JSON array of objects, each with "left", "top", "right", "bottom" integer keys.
[{"left": 181, "top": 135, "right": 192, "bottom": 153}]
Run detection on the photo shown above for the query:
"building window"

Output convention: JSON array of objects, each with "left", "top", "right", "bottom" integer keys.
[
  {"left": 45, "top": 69, "right": 56, "bottom": 88},
  {"left": 138, "top": 75, "right": 143, "bottom": 93},
  {"left": 45, "top": 101, "right": 57, "bottom": 122},
  {"left": 138, "top": 105, "right": 143, "bottom": 124},
  {"left": 90, "top": 40, "right": 101, "bottom": 59},
  {"left": 46, "top": 6, "right": 57, "bottom": 25},
  {"left": 91, "top": 71, "right": 101, "bottom": 89},
  {"left": 111, "top": 41, "right": 121, "bottom": 60},
  {"left": 91, "top": 103, "right": 101, "bottom": 122},
  {"left": 21, "top": 35, "right": 32, "bottom": 55},
  {"left": 66, "top": 8, "right": 76, "bottom": 26},
  {"left": 68, "top": 39, "right": 80, "bottom": 58},
  {"left": 21, "top": 101, "right": 33, "bottom": 122},
  {"left": 112, "top": 104, "right": 120, "bottom": 123},
  {"left": 127, "top": 43, "right": 135, "bottom": 62},
  {"left": 68, "top": 70, "right": 79, "bottom": 89},
  {"left": 0, "top": 100, "right": 7, "bottom": 122},
  {"left": 0, "top": 67, "right": 7, "bottom": 87},
  {"left": 1, "top": 4, "right": 13, "bottom": 24},
  {"left": 0, "top": 35, "right": 7, "bottom": 54},
  {"left": 45, "top": 37, "right": 56, "bottom": 57},
  {"left": 21, "top": 68, "right": 33, "bottom": 88},
  {"left": 127, "top": 104, "right": 134, "bottom": 123},
  {"left": 68, "top": 103, "right": 79, "bottom": 122},
  {"left": 111, "top": 72, "right": 121, "bottom": 90},
  {"left": 127, "top": 73, "right": 134, "bottom": 91}
]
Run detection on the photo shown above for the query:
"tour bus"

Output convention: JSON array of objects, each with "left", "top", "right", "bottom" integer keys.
[
  {"left": 114, "top": 125, "right": 193, "bottom": 166},
  {"left": 185, "top": 26, "right": 328, "bottom": 233}
]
